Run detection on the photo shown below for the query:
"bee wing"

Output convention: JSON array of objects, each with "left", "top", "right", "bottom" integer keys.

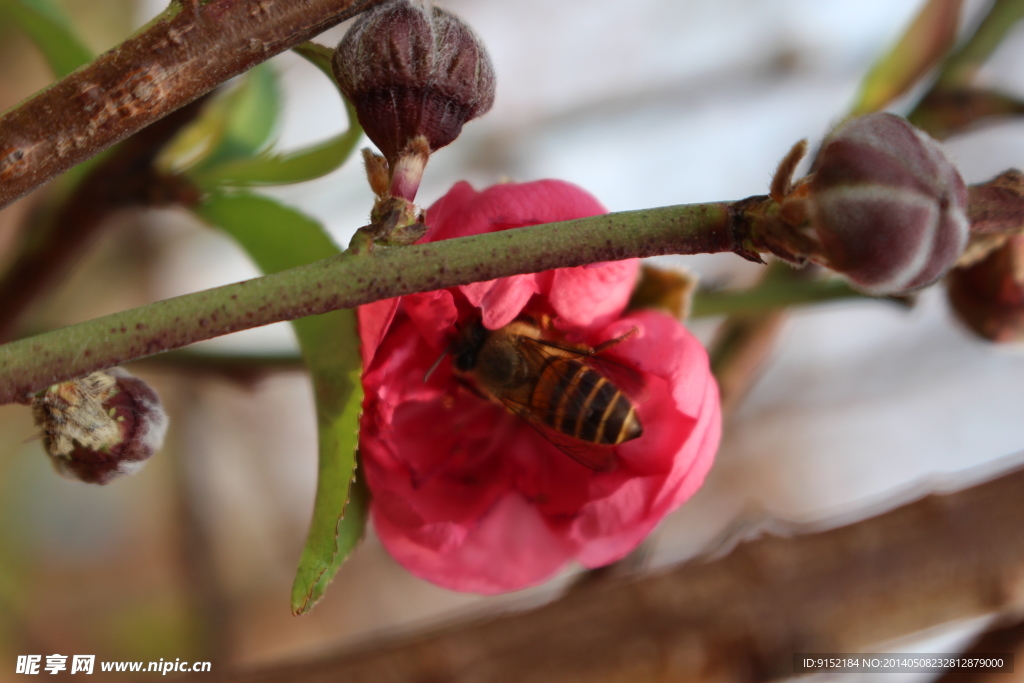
[
  {"left": 521, "top": 333, "right": 647, "bottom": 403},
  {"left": 500, "top": 339, "right": 624, "bottom": 471},
  {"left": 497, "top": 393, "right": 618, "bottom": 472}
]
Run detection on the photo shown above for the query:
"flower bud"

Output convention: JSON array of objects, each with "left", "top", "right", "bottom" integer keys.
[
  {"left": 31, "top": 368, "right": 168, "bottom": 485},
  {"left": 809, "top": 113, "right": 969, "bottom": 295},
  {"left": 333, "top": 0, "right": 496, "bottom": 164},
  {"left": 947, "top": 235, "right": 1024, "bottom": 342}
]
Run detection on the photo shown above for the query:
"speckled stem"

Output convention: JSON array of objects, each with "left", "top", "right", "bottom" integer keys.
[
  {"left": 0, "top": 202, "right": 733, "bottom": 404},
  {"left": 0, "top": 0, "right": 388, "bottom": 211}
]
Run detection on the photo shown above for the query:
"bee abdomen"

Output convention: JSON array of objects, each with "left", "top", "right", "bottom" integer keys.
[
  {"left": 535, "top": 361, "right": 642, "bottom": 445},
  {"left": 594, "top": 390, "right": 642, "bottom": 445}
]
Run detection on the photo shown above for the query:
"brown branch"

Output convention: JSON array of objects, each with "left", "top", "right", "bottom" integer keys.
[
  {"left": 710, "top": 308, "right": 789, "bottom": 419},
  {"left": 0, "top": 95, "right": 209, "bottom": 341},
  {"left": 170, "top": 385, "right": 235, "bottom": 662},
  {"left": 0, "top": 0, "right": 387, "bottom": 212},
  {"left": 967, "top": 170, "right": 1024, "bottom": 236},
  {"left": 206, "top": 463, "right": 1024, "bottom": 683},
  {"left": 708, "top": 263, "right": 808, "bottom": 419},
  {"left": 933, "top": 617, "right": 1024, "bottom": 683}
]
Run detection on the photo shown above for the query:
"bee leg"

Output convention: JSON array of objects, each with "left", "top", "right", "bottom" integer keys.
[
  {"left": 422, "top": 347, "right": 450, "bottom": 382},
  {"left": 592, "top": 326, "right": 639, "bottom": 353}
]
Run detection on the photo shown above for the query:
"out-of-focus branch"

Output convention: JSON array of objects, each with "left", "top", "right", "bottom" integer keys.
[
  {"left": 691, "top": 276, "right": 864, "bottom": 318},
  {"left": 169, "top": 385, "right": 233, "bottom": 662},
  {"left": 706, "top": 264, "right": 914, "bottom": 418},
  {"left": 707, "top": 263, "right": 807, "bottom": 420},
  {"left": 933, "top": 617, "right": 1024, "bottom": 683},
  {"left": 208, "top": 463, "right": 1024, "bottom": 683},
  {"left": 932, "top": 0, "right": 1024, "bottom": 90},
  {"left": 0, "top": 95, "right": 209, "bottom": 341},
  {"left": 967, "top": 170, "right": 1024, "bottom": 237},
  {"left": 0, "top": 0, "right": 387, "bottom": 211},
  {"left": 709, "top": 304, "right": 789, "bottom": 419},
  {"left": 907, "top": 0, "right": 1024, "bottom": 138},
  {"left": 132, "top": 349, "right": 304, "bottom": 383}
]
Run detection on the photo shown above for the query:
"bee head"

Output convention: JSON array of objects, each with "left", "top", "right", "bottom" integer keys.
[{"left": 452, "top": 317, "right": 488, "bottom": 373}]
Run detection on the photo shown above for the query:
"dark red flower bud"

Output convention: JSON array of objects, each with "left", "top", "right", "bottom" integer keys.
[
  {"left": 947, "top": 235, "right": 1024, "bottom": 342},
  {"left": 31, "top": 369, "right": 168, "bottom": 485},
  {"left": 333, "top": 0, "right": 496, "bottom": 164},
  {"left": 809, "top": 113, "right": 969, "bottom": 295}
]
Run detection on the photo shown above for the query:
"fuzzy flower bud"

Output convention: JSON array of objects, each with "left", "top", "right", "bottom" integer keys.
[
  {"left": 333, "top": 0, "right": 496, "bottom": 164},
  {"left": 947, "top": 235, "right": 1024, "bottom": 342},
  {"left": 809, "top": 113, "right": 969, "bottom": 295},
  {"left": 31, "top": 368, "right": 168, "bottom": 485}
]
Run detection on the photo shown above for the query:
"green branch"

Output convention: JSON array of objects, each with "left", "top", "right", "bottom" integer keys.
[
  {"left": 691, "top": 276, "right": 865, "bottom": 318},
  {"left": 0, "top": 202, "right": 734, "bottom": 404}
]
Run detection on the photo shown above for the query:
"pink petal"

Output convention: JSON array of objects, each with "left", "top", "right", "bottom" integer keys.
[
  {"left": 402, "top": 290, "right": 459, "bottom": 351},
  {"left": 572, "top": 475, "right": 663, "bottom": 566},
  {"left": 357, "top": 298, "right": 399, "bottom": 368},
  {"left": 361, "top": 315, "right": 447, "bottom": 418},
  {"left": 650, "top": 376, "right": 721, "bottom": 513},
  {"left": 605, "top": 310, "right": 716, "bottom": 418},
  {"left": 373, "top": 493, "right": 576, "bottom": 594},
  {"left": 509, "top": 427, "right": 611, "bottom": 522},
  {"left": 368, "top": 395, "right": 513, "bottom": 525},
  {"left": 420, "top": 181, "right": 478, "bottom": 242},
  {"left": 549, "top": 259, "right": 640, "bottom": 330},
  {"left": 425, "top": 179, "right": 608, "bottom": 241},
  {"left": 462, "top": 274, "right": 542, "bottom": 329}
]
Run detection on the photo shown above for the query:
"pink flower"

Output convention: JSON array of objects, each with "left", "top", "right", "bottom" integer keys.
[{"left": 358, "top": 179, "right": 721, "bottom": 593}]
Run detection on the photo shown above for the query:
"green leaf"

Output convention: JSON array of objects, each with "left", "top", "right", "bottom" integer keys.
[
  {"left": 190, "top": 98, "right": 362, "bottom": 188},
  {"left": 905, "top": 0, "right": 1024, "bottom": 137},
  {"left": 221, "top": 63, "right": 280, "bottom": 158},
  {"left": 0, "top": 0, "right": 93, "bottom": 78},
  {"left": 193, "top": 192, "right": 366, "bottom": 615},
  {"left": 292, "top": 42, "right": 340, "bottom": 92},
  {"left": 188, "top": 43, "right": 363, "bottom": 188},
  {"left": 159, "top": 64, "right": 281, "bottom": 175},
  {"left": 933, "top": 0, "right": 1024, "bottom": 89},
  {"left": 851, "top": 0, "right": 963, "bottom": 115}
]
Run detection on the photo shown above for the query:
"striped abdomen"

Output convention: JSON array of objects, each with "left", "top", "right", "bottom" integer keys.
[{"left": 530, "top": 357, "right": 642, "bottom": 445}]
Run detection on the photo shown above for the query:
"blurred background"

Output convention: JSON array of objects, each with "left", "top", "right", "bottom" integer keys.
[{"left": 0, "top": 0, "right": 1023, "bottom": 679}]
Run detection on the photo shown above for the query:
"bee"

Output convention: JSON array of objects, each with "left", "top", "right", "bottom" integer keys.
[{"left": 450, "top": 317, "right": 643, "bottom": 470}]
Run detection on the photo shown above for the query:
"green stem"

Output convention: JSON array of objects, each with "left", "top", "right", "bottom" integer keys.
[
  {"left": 691, "top": 277, "right": 865, "bottom": 318},
  {"left": 0, "top": 202, "right": 734, "bottom": 404},
  {"left": 133, "top": 277, "right": 881, "bottom": 366}
]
